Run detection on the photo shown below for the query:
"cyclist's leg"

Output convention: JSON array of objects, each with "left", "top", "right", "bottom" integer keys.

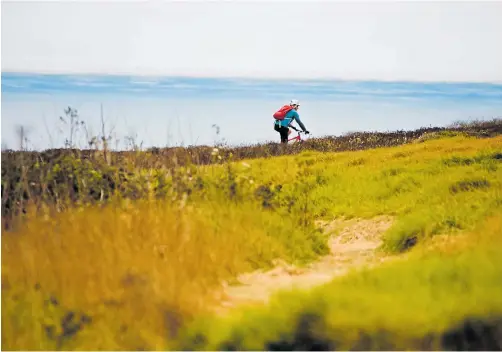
[
  {"left": 274, "top": 124, "right": 284, "bottom": 143},
  {"left": 280, "top": 127, "right": 289, "bottom": 143},
  {"left": 274, "top": 123, "right": 288, "bottom": 143}
]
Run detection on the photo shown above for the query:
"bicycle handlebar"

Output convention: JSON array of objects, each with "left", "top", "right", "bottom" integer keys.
[{"left": 290, "top": 125, "right": 309, "bottom": 134}]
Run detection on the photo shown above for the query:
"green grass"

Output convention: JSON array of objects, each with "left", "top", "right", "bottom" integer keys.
[
  {"left": 176, "top": 215, "right": 502, "bottom": 351},
  {"left": 208, "top": 135, "right": 502, "bottom": 252}
]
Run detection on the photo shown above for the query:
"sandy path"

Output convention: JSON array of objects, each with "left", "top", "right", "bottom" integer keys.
[{"left": 212, "top": 216, "right": 396, "bottom": 315}]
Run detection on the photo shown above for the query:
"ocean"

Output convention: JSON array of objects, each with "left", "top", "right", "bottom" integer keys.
[{"left": 1, "top": 72, "right": 501, "bottom": 151}]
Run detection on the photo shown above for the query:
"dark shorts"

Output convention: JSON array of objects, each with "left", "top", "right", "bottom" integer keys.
[{"left": 274, "top": 124, "right": 289, "bottom": 143}]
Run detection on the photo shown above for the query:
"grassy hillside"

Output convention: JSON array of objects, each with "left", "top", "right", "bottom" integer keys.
[
  {"left": 2, "top": 122, "right": 501, "bottom": 350},
  {"left": 2, "top": 119, "right": 501, "bottom": 228}
]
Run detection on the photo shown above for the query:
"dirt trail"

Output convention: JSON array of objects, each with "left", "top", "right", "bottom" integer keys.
[{"left": 212, "top": 216, "right": 396, "bottom": 315}]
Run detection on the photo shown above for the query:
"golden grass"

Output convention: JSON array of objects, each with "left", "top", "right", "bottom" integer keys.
[{"left": 2, "top": 199, "right": 326, "bottom": 350}]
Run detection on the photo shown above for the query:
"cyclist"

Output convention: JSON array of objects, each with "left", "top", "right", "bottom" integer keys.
[{"left": 274, "top": 99, "right": 310, "bottom": 143}]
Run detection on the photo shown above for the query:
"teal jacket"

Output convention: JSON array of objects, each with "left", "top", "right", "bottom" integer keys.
[{"left": 274, "top": 109, "right": 307, "bottom": 131}]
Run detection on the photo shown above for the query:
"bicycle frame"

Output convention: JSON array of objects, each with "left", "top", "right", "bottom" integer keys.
[{"left": 288, "top": 126, "right": 304, "bottom": 144}]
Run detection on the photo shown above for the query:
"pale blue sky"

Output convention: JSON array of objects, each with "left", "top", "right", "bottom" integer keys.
[{"left": 2, "top": 1, "right": 502, "bottom": 82}]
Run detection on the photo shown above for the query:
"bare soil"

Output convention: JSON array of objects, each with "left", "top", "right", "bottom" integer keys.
[{"left": 212, "top": 215, "right": 397, "bottom": 315}]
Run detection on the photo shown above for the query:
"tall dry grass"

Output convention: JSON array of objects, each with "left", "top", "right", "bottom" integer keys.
[{"left": 2, "top": 196, "right": 326, "bottom": 350}]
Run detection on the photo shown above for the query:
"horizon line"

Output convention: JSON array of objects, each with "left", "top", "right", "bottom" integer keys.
[{"left": 3, "top": 69, "right": 502, "bottom": 86}]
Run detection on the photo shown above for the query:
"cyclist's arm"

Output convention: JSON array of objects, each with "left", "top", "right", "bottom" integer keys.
[{"left": 292, "top": 111, "right": 307, "bottom": 132}]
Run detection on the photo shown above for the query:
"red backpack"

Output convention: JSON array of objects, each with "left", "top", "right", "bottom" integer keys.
[{"left": 273, "top": 105, "right": 293, "bottom": 120}]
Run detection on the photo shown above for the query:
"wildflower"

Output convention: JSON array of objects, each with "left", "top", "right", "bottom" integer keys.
[{"left": 241, "top": 162, "right": 251, "bottom": 168}]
